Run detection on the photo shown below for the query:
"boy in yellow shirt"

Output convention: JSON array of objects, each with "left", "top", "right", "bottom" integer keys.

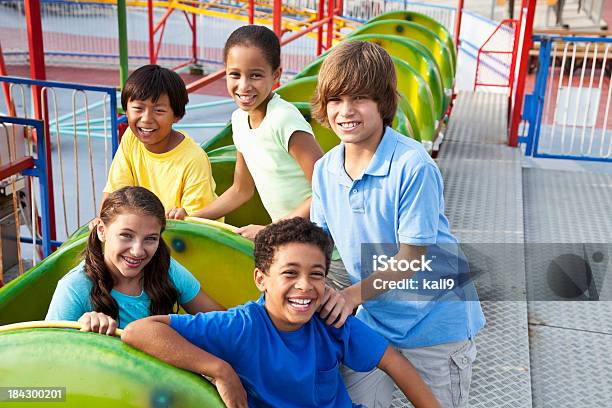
[{"left": 103, "top": 65, "right": 217, "bottom": 215}]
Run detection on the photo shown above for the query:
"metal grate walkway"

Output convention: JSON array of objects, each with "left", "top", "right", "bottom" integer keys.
[
  {"left": 392, "top": 91, "right": 612, "bottom": 407},
  {"left": 438, "top": 92, "right": 532, "bottom": 408}
]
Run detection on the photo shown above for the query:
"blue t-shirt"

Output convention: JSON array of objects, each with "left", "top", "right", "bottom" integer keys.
[
  {"left": 46, "top": 258, "right": 201, "bottom": 328},
  {"left": 169, "top": 296, "right": 388, "bottom": 408},
  {"left": 311, "top": 127, "right": 485, "bottom": 348}
]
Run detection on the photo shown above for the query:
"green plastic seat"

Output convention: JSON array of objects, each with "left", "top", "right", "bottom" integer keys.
[
  {"left": 296, "top": 34, "right": 448, "bottom": 120},
  {"left": 277, "top": 76, "right": 417, "bottom": 140},
  {"left": 0, "top": 328, "right": 226, "bottom": 407},
  {"left": 349, "top": 20, "right": 454, "bottom": 81},
  {"left": 0, "top": 222, "right": 257, "bottom": 325},
  {"left": 369, "top": 11, "right": 456, "bottom": 69},
  {"left": 207, "top": 145, "right": 271, "bottom": 227}
]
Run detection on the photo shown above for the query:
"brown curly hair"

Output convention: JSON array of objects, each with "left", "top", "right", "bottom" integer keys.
[
  {"left": 253, "top": 217, "right": 334, "bottom": 274},
  {"left": 85, "top": 186, "right": 179, "bottom": 326}
]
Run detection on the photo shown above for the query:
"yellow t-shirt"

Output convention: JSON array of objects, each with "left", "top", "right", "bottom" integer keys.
[{"left": 103, "top": 128, "right": 217, "bottom": 215}]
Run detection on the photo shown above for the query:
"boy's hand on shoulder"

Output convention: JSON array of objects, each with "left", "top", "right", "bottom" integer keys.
[
  {"left": 318, "top": 286, "right": 358, "bottom": 328},
  {"left": 211, "top": 362, "right": 248, "bottom": 408},
  {"left": 166, "top": 207, "right": 188, "bottom": 220},
  {"left": 235, "top": 224, "right": 265, "bottom": 241},
  {"left": 78, "top": 311, "right": 118, "bottom": 336}
]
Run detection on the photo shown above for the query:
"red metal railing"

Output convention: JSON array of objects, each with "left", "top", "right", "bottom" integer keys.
[
  {"left": 509, "top": 0, "right": 537, "bottom": 147},
  {"left": 147, "top": 1, "right": 199, "bottom": 69},
  {"left": 0, "top": 43, "right": 15, "bottom": 116},
  {"left": 23, "top": 0, "right": 56, "bottom": 243},
  {"left": 473, "top": 19, "right": 519, "bottom": 91}
]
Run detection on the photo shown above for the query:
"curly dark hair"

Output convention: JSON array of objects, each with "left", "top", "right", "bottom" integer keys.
[
  {"left": 85, "top": 186, "right": 179, "bottom": 327},
  {"left": 254, "top": 218, "right": 334, "bottom": 274}
]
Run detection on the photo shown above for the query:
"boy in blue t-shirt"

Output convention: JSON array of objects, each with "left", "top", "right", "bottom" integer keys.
[
  {"left": 309, "top": 41, "right": 485, "bottom": 407},
  {"left": 122, "top": 218, "right": 440, "bottom": 408}
]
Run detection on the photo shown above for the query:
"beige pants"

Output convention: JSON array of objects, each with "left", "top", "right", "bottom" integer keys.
[
  {"left": 327, "top": 259, "right": 477, "bottom": 408},
  {"left": 343, "top": 339, "right": 477, "bottom": 408}
]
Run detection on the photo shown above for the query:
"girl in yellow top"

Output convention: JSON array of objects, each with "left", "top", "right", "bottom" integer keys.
[
  {"left": 104, "top": 65, "right": 217, "bottom": 216},
  {"left": 167, "top": 25, "right": 323, "bottom": 240}
]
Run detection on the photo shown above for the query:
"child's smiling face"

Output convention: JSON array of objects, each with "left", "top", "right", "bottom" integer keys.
[
  {"left": 126, "top": 93, "right": 179, "bottom": 154},
  {"left": 326, "top": 94, "right": 384, "bottom": 147},
  {"left": 97, "top": 211, "right": 162, "bottom": 286},
  {"left": 225, "top": 45, "right": 281, "bottom": 119},
  {"left": 254, "top": 242, "right": 327, "bottom": 331}
]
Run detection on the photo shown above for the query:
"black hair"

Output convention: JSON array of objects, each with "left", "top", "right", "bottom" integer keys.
[
  {"left": 121, "top": 64, "right": 189, "bottom": 119},
  {"left": 223, "top": 25, "right": 281, "bottom": 71},
  {"left": 254, "top": 218, "right": 333, "bottom": 274}
]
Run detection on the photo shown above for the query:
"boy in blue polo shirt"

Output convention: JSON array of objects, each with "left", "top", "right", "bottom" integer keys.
[
  {"left": 121, "top": 218, "right": 440, "bottom": 408},
  {"left": 310, "top": 41, "right": 485, "bottom": 407}
]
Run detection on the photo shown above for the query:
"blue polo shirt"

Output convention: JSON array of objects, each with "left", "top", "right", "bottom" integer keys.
[
  {"left": 170, "top": 296, "right": 388, "bottom": 407},
  {"left": 311, "top": 127, "right": 485, "bottom": 348}
]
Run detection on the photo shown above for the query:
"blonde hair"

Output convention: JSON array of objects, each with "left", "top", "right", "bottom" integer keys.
[{"left": 311, "top": 41, "right": 398, "bottom": 128}]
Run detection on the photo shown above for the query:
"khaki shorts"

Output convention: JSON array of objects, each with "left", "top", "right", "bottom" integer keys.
[
  {"left": 327, "top": 259, "right": 353, "bottom": 290},
  {"left": 326, "top": 259, "right": 478, "bottom": 407},
  {"left": 342, "top": 339, "right": 477, "bottom": 408}
]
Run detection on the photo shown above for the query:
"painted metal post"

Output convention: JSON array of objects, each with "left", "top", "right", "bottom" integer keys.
[
  {"left": 524, "top": 38, "right": 551, "bottom": 156},
  {"left": 507, "top": 19, "right": 521, "bottom": 121},
  {"left": 148, "top": 0, "right": 155, "bottom": 64},
  {"left": 1, "top": 117, "right": 51, "bottom": 256},
  {"left": 24, "top": 0, "right": 46, "bottom": 117},
  {"left": 32, "top": 118, "right": 51, "bottom": 257},
  {"left": 248, "top": 0, "right": 254, "bottom": 24},
  {"left": 509, "top": 0, "right": 537, "bottom": 147},
  {"left": 454, "top": 0, "right": 464, "bottom": 51},
  {"left": 117, "top": 0, "right": 129, "bottom": 89},
  {"left": 0, "top": 43, "right": 15, "bottom": 116},
  {"left": 317, "top": 0, "right": 325, "bottom": 55},
  {"left": 326, "top": 0, "right": 334, "bottom": 50},
  {"left": 192, "top": 12, "right": 197, "bottom": 63},
  {"left": 110, "top": 92, "right": 119, "bottom": 156},
  {"left": 24, "top": 0, "right": 56, "bottom": 244},
  {"left": 273, "top": 0, "right": 282, "bottom": 38}
]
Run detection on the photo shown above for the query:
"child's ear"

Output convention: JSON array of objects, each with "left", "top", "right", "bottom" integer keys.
[
  {"left": 254, "top": 268, "right": 267, "bottom": 292},
  {"left": 273, "top": 67, "right": 282, "bottom": 83},
  {"left": 97, "top": 222, "right": 106, "bottom": 242}
]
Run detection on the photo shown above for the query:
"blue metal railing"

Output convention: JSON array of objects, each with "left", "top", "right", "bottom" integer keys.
[
  {"left": 0, "top": 76, "right": 119, "bottom": 155},
  {"left": 521, "top": 35, "right": 612, "bottom": 162},
  {"left": 0, "top": 116, "right": 53, "bottom": 256}
]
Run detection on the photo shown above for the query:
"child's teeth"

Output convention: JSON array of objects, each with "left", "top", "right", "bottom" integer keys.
[{"left": 124, "top": 257, "right": 142, "bottom": 265}]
